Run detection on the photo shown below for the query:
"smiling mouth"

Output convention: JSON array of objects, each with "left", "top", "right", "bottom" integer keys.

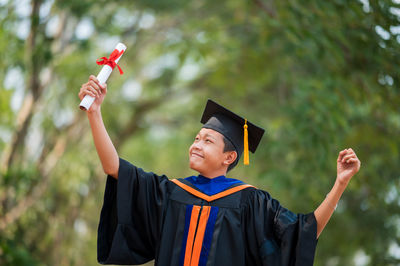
[{"left": 191, "top": 153, "right": 203, "bottom": 158}]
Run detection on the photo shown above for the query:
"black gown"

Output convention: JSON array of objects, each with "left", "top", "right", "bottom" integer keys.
[{"left": 97, "top": 158, "right": 317, "bottom": 266}]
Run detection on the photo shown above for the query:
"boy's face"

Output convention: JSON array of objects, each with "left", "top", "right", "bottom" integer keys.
[{"left": 189, "top": 128, "right": 236, "bottom": 177}]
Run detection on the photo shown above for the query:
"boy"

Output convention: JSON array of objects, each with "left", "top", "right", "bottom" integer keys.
[{"left": 79, "top": 75, "right": 361, "bottom": 266}]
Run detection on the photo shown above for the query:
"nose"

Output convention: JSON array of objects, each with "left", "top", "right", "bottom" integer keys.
[{"left": 190, "top": 140, "right": 202, "bottom": 152}]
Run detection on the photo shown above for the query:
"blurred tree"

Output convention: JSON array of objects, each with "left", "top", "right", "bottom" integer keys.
[{"left": 0, "top": 0, "right": 399, "bottom": 265}]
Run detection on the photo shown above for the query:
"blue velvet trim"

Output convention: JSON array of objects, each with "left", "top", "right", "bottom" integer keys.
[
  {"left": 199, "top": 206, "right": 219, "bottom": 266},
  {"left": 185, "top": 175, "right": 243, "bottom": 196}
]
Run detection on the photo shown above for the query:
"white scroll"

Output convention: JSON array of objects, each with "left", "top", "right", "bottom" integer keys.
[{"left": 79, "top": 42, "right": 127, "bottom": 111}]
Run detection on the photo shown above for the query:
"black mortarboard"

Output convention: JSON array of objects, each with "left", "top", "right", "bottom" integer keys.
[{"left": 200, "top": 99, "right": 265, "bottom": 165}]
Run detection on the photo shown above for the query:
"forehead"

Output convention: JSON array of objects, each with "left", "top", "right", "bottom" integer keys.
[{"left": 197, "top": 128, "right": 224, "bottom": 140}]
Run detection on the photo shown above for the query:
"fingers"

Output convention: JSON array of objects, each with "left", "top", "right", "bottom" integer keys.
[
  {"left": 82, "top": 82, "right": 100, "bottom": 98},
  {"left": 78, "top": 85, "right": 92, "bottom": 100},
  {"left": 337, "top": 150, "right": 347, "bottom": 161},
  {"left": 100, "top": 83, "right": 107, "bottom": 95},
  {"left": 89, "top": 80, "right": 102, "bottom": 96},
  {"left": 89, "top": 75, "right": 97, "bottom": 82},
  {"left": 89, "top": 75, "right": 106, "bottom": 89},
  {"left": 342, "top": 154, "right": 356, "bottom": 163},
  {"left": 346, "top": 158, "right": 358, "bottom": 164},
  {"left": 337, "top": 148, "right": 358, "bottom": 163},
  {"left": 78, "top": 76, "right": 107, "bottom": 100},
  {"left": 79, "top": 83, "right": 99, "bottom": 99}
]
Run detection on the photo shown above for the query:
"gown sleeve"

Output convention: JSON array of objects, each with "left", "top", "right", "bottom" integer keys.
[
  {"left": 244, "top": 189, "right": 317, "bottom": 266},
  {"left": 97, "top": 158, "right": 170, "bottom": 265}
]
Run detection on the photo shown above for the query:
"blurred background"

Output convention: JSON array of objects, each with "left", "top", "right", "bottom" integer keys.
[{"left": 0, "top": 0, "right": 399, "bottom": 265}]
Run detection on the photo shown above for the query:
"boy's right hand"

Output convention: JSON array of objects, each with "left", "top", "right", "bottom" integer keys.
[{"left": 78, "top": 75, "right": 108, "bottom": 113}]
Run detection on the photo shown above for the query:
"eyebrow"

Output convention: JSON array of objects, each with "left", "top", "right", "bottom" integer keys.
[
  {"left": 205, "top": 134, "right": 217, "bottom": 140},
  {"left": 197, "top": 133, "right": 217, "bottom": 140}
]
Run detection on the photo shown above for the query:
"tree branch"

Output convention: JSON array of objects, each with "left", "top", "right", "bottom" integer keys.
[
  {"left": 114, "top": 97, "right": 168, "bottom": 150},
  {"left": 0, "top": 0, "right": 43, "bottom": 172},
  {"left": 0, "top": 117, "right": 86, "bottom": 230},
  {"left": 252, "top": 0, "right": 277, "bottom": 18}
]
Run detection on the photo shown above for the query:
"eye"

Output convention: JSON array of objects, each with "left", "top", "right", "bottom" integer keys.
[
  {"left": 195, "top": 136, "right": 200, "bottom": 141},
  {"left": 206, "top": 139, "right": 213, "bottom": 143}
]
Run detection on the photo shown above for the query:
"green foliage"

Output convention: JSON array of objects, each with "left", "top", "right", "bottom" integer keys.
[
  {"left": 0, "top": 0, "right": 399, "bottom": 265},
  {"left": 0, "top": 238, "right": 41, "bottom": 266}
]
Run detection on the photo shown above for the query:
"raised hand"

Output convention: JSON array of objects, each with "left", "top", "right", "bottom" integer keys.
[
  {"left": 336, "top": 148, "right": 361, "bottom": 185},
  {"left": 78, "top": 75, "right": 107, "bottom": 113}
]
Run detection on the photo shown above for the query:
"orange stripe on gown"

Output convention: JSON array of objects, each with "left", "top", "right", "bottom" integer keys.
[
  {"left": 190, "top": 206, "right": 211, "bottom": 265},
  {"left": 184, "top": 205, "right": 201, "bottom": 266}
]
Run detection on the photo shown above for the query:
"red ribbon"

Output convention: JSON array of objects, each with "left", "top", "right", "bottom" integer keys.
[{"left": 96, "top": 49, "right": 124, "bottom": 75}]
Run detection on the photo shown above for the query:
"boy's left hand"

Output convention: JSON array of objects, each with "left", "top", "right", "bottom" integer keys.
[{"left": 336, "top": 148, "right": 361, "bottom": 186}]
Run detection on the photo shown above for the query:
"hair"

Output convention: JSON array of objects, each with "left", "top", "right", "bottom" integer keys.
[{"left": 222, "top": 136, "right": 239, "bottom": 172}]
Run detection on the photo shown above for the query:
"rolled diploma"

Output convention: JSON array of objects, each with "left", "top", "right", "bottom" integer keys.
[{"left": 79, "top": 42, "right": 127, "bottom": 111}]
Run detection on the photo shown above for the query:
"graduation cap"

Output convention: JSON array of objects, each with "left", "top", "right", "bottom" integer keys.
[{"left": 200, "top": 99, "right": 265, "bottom": 165}]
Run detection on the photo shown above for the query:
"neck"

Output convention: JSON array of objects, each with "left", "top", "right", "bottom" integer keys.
[{"left": 198, "top": 169, "right": 227, "bottom": 179}]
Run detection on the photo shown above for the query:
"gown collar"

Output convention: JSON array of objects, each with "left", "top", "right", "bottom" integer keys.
[
  {"left": 196, "top": 175, "right": 226, "bottom": 183},
  {"left": 185, "top": 175, "right": 244, "bottom": 196}
]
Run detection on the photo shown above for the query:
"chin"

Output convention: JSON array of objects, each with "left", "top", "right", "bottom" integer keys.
[{"left": 189, "top": 160, "right": 202, "bottom": 173}]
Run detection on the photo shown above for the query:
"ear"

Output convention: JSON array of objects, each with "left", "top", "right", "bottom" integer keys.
[{"left": 223, "top": 151, "right": 237, "bottom": 166}]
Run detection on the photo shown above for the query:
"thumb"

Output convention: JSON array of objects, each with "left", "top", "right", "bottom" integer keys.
[{"left": 100, "top": 83, "right": 107, "bottom": 94}]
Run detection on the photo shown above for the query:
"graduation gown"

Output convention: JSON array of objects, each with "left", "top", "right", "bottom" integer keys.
[{"left": 97, "top": 158, "right": 317, "bottom": 266}]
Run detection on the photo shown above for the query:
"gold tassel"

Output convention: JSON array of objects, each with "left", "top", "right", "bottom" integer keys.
[{"left": 243, "top": 119, "right": 249, "bottom": 165}]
